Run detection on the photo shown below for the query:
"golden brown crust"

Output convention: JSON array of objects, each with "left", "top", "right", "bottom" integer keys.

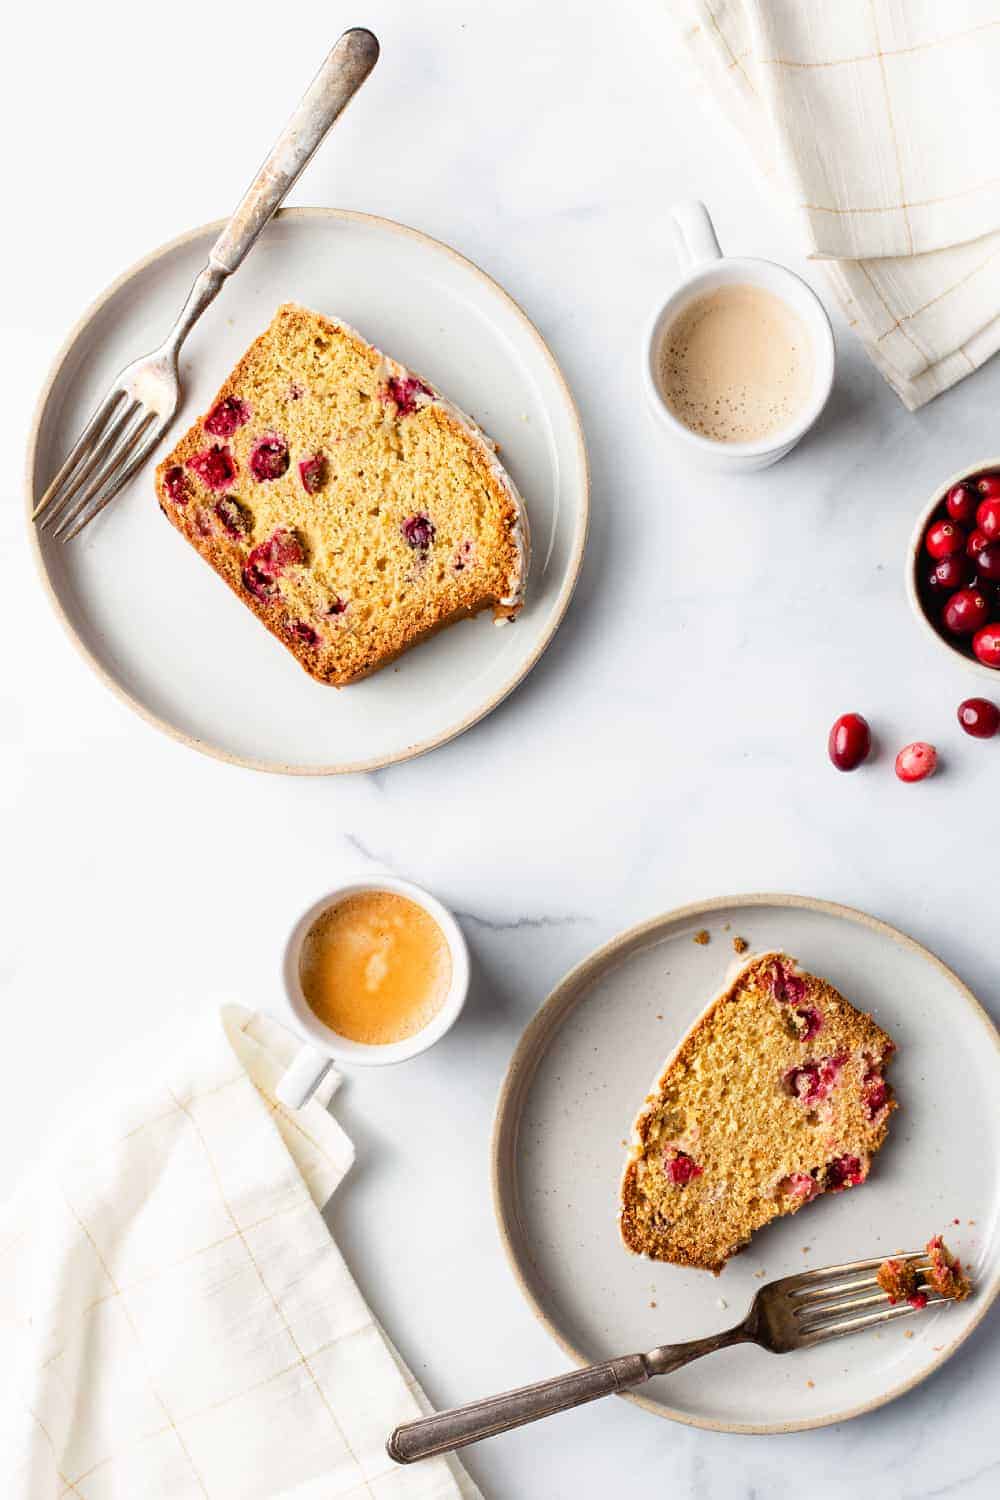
[
  {"left": 619, "top": 951, "right": 897, "bottom": 1272},
  {"left": 155, "top": 303, "right": 527, "bottom": 686}
]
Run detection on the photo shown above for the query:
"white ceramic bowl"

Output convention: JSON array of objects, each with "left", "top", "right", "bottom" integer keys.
[
  {"left": 906, "top": 456, "right": 1000, "bottom": 681},
  {"left": 281, "top": 877, "right": 470, "bottom": 1072}
]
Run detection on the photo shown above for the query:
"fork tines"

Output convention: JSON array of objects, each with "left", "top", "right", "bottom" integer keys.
[
  {"left": 783, "top": 1253, "right": 944, "bottom": 1344},
  {"left": 33, "top": 387, "right": 165, "bottom": 541}
]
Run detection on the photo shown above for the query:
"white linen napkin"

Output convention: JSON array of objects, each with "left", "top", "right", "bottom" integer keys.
[
  {"left": 0, "top": 1007, "right": 481, "bottom": 1500},
  {"left": 665, "top": 0, "right": 1000, "bottom": 408}
]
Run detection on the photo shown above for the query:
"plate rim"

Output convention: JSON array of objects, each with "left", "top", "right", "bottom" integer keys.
[
  {"left": 490, "top": 890, "right": 1000, "bottom": 1435},
  {"left": 24, "top": 206, "right": 590, "bottom": 776}
]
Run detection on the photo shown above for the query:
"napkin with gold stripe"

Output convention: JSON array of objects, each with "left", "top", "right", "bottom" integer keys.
[
  {"left": 0, "top": 1007, "right": 479, "bottom": 1500},
  {"left": 666, "top": 0, "right": 1000, "bottom": 408}
]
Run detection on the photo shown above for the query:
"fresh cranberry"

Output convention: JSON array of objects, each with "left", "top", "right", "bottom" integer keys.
[
  {"left": 895, "top": 741, "right": 937, "bottom": 782},
  {"left": 925, "top": 520, "right": 965, "bottom": 560},
  {"left": 204, "top": 396, "right": 250, "bottom": 437},
  {"left": 214, "top": 495, "right": 253, "bottom": 539},
  {"left": 249, "top": 435, "right": 290, "bottom": 482},
  {"left": 972, "top": 624, "right": 1000, "bottom": 667},
  {"left": 973, "top": 541, "right": 1000, "bottom": 582},
  {"left": 825, "top": 1154, "right": 865, "bottom": 1191},
  {"left": 968, "top": 529, "right": 990, "bottom": 562},
  {"left": 298, "top": 453, "right": 328, "bottom": 494},
  {"left": 769, "top": 961, "right": 806, "bottom": 1004},
  {"left": 943, "top": 588, "right": 989, "bottom": 635},
  {"left": 163, "top": 465, "right": 190, "bottom": 505},
  {"left": 325, "top": 596, "right": 348, "bottom": 616},
  {"left": 290, "top": 621, "right": 319, "bottom": 647},
  {"left": 957, "top": 697, "right": 1000, "bottom": 737},
  {"left": 946, "top": 483, "right": 978, "bottom": 525},
  {"left": 828, "top": 712, "right": 871, "bottom": 771},
  {"left": 794, "top": 1006, "right": 824, "bottom": 1041},
  {"left": 382, "top": 375, "right": 433, "bottom": 417},
  {"left": 977, "top": 497, "right": 1000, "bottom": 539},
  {"left": 976, "top": 474, "right": 1000, "bottom": 499},
  {"left": 187, "top": 444, "right": 237, "bottom": 491},
  {"left": 663, "top": 1147, "right": 703, "bottom": 1186},
  {"left": 402, "top": 513, "right": 436, "bottom": 551},
  {"left": 928, "top": 554, "right": 972, "bottom": 592}
]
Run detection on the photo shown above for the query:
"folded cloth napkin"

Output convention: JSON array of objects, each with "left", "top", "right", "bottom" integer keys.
[
  {"left": 665, "top": 0, "right": 1000, "bottom": 407},
  {"left": 0, "top": 1007, "right": 480, "bottom": 1500}
]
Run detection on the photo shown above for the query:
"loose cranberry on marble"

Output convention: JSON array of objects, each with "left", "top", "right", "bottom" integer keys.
[
  {"left": 249, "top": 435, "right": 290, "bottom": 482},
  {"left": 895, "top": 742, "right": 937, "bottom": 782},
  {"left": 186, "top": 444, "right": 237, "bottom": 491},
  {"left": 946, "top": 483, "right": 978, "bottom": 525},
  {"left": 943, "top": 587, "right": 990, "bottom": 635},
  {"left": 972, "top": 624, "right": 1000, "bottom": 667},
  {"left": 828, "top": 712, "right": 871, "bottom": 771},
  {"left": 977, "top": 496, "right": 1000, "bottom": 539},
  {"left": 957, "top": 697, "right": 1000, "bottom": 737},
  {"left": 204, "top": 396, "right": 251, "bottom": 437},
  {"left": 925, "top": 520, "right": 965, "bottom": 560}
]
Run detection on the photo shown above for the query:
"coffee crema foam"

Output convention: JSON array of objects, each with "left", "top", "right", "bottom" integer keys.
[{"left": 658, "top": 284, "right": 813, "bottom": 444}]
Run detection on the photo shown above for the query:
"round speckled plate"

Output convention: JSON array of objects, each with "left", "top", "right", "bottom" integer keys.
[
  {"left": 26, "top": 209, "right": 588, "bottom": 774},
  {"left": 492, "top": 894, "right": 1000, "bottom": 1433}
]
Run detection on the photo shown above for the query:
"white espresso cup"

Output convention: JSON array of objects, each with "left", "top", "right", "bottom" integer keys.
[
  {"left": 644, "top": 200, "right": 835, "bottom": 471},
  {"left": 275, "top": 877, "right": 470, "bottom": 1109}
]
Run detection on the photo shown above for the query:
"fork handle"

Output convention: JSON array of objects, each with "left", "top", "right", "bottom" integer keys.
[
  {"left": 208, "top": 28, "right": 379, "bottom": 276},
  {"left": 387, "top": 1354, "right": 650, "bottom": 1464}
]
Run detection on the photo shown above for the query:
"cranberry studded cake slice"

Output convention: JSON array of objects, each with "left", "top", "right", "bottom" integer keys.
[
  {"left": 619, "top": 951, "right": 897, "bottom": 1273},
  {"left": 155, "top": 303, "right": 529, "bottom": 686}
]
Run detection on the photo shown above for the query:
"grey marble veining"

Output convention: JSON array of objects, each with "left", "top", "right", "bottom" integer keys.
[{"left": 4, "top": 0, "right": 1000, "bottom": 1496}]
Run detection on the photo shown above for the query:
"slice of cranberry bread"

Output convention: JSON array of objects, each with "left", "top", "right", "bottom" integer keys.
[
  {"left": 620, "top": 951, "right": 897, "bottom": 1273},
  {"left": 155, "top": 304, "right": 529, "bottom": 686}
]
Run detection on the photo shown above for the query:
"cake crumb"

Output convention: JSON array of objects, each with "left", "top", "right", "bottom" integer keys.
[
  {"left": 732, "top": 936, "right": 749, "bottom": 954},
  {"left": 717, "top": 1297, "right": 728, "bottom": 1310},
  {"left": 754, "top": 1269, "right": 766, "bottom": 1279},
  {"left": 722, "top": 923, "right": 731, "bottom": 931},
  {"left": 806, "top": 1379, "right": 815, "bottom": 1389},
  {"left": 649, "top": 1300, "right": 657, "bottom": 1309},
  {"left": 904, "top": 1329, "right": 914, "bottom": 1339},
  {"left": 656, "top": 1013, "right": 663, "bottom": 1021},
  {"left": 802, "top": 1246, "right": 811, "bottom": 1254},
  {"left": 693, "top": 930, "right": 710, "bottom": 946}
]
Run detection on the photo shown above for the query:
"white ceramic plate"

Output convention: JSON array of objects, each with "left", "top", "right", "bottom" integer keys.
[
  {"left": 492, "top": 894, "right": 1000, "bottom": 1433},
  {"left": 26, "top": 209, "right": 588, "bottom": 774}
]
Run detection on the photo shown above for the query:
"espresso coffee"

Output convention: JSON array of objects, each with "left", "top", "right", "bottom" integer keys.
[
  {"left": 299, "top": 890, "right": 451, "bottom": 1046},
  {"left": 658, "top": 283, "right": 813, "bottom": 444}
]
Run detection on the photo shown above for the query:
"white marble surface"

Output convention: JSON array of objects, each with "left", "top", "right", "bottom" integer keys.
[{"left": 4, "top": 1, "right": 1000, "bottom": 1495}]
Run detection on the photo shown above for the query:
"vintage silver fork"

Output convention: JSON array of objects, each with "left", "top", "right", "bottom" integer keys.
[
  {"left": 33, "top": 26, "right": 379, "bottom": 542},
  {"left": 388, "top": 1252, "right": 942, "bottom": 1462}
]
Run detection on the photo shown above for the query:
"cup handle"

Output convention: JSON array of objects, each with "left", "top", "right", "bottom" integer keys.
[
  {"left": 670, "top": 200, "right": 722, "bottom": 271},
  {"left": 276, "top": 1044, "right": 334, "bottom": 1110}
]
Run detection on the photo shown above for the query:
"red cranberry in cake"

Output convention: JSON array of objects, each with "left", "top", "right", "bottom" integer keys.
[
  {"left": 946, "top": 484, "right": 978, "bottom": 525},
  {"left": 663, "top": 1148, "right": 703, "bottom": 1186},
  {"left": 249, "top": 435, "right": 290, "bottom": 482},
  {"left": 784, "top": 1053, "right": 846, "bottom": 1105},
  {"left": 769, "top": 959, "right": 807, "bottom": 1005},
  {"left": 325, "top": 596, "right": 348, "bottom": 616},
  {"left": 290, "top": 621, "right": 320, "bottom": 647},
  {"left": 925, "top": 520, "right": 965, "bottom": 560},
  {"left": 204, "top": 396, "right": 251, "bottom": 437},
  {"left": 895, "top": 742, "right": 937, "bottom": 782},
  {"left": 298, "top": 453, "right": 329, "bottom": 494},
  {"left": 241, "top": 528, "right": 306, "bottom": 602},
  {"left": 824, "top": 1154, "right": 865, "bottom": 1191},
  {"left": 862, "top": 1064, "right": 890, "bottom": 1120},
  {"left": 828, "top": 712, "right": 871, "bottom": 771},
  {"left": 214, "top": 496, "right": 253, "bottom": 539},
  {"left": 957, "top": 697, "right": 1000, "bottom": 737},
  {"left": 780, "top": 1171, "right": 820, "bottom": 1202},
  {"left": 382, "top": 374, "right": 433, "bottom": 417},
  {"left": 973, "top": 624, "right": 1000, "bottom": 667},
  {"left": 792, "top": 1005, "right": 824, "bottom": 1041},
  {"left": 187, "top": 444, "right": 237, "bottom": 491},
  {"left": 402, "top": 513, "right": 435, "bottom": 551},
  {"left": 163, "top": 465, "right": 191, "bottom": 506},
  {"left": 242, "top": 562, "right": 278, "bottom": 602}
]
